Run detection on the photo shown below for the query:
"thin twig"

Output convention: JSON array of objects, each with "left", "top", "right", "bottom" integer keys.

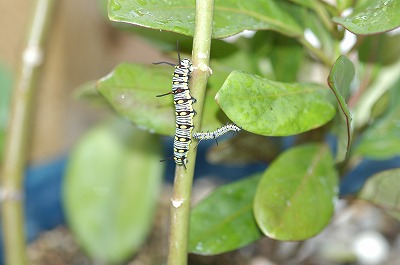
[
  {"left": 298, "top": 37, "right": 334, "bottom": 67},
  {"left": 313, "top": 1, "right": 335, "bottom": 36},
  {"left": 0, "top": 0, "right": 57, "bottom": 264}
]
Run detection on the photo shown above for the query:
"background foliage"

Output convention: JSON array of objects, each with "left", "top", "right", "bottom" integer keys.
[{"left": 49, "top": 0, "right": 400, "bottom": 263}]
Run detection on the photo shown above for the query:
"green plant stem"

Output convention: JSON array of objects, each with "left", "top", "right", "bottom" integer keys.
[
  {"left": 313, "top": 1, "right": 334, "bottom": 35},
  {"left": 298, "top": 37, "right": 334, "bottom": 67},
  {"left": 0, "top": 0, "right": 56, "bottom": 264},
  {"left": 166, "top": 1, "right": 214, "bottom": 265}
]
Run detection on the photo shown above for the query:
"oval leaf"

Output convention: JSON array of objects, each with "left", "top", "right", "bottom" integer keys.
[
  {"left": 327, "top": 55, "right": 355, "bottom": 162},
  {"left": 189, "top": 175, "right": 262, "bottom": 255},
  {"left": 97, "top": 63, "right": 175, "bottom": 135},
  {"left": 333, "top": 0, "right": 400, "bottom": 35},
  {"left": 358, "top": 169, "right": 400, "bottom": 221},
  {"left": 215, "top": 71, "right": 336, "bottom": 136},
  {"left": 97, "top": 63, "right": 223, "bottom": 135},
  {"left": 74, "top": 80, "right": 109, "bottom": 106},
  {"left": 108, "top": 0, "right": 303, "bottom": 38},
  {"left": 64, "top": 120, "right": 163, "bottom": 263},
  {"left": 355, "top": 78, "right": 400, "bottom": 159},
  {"left": 254, "top": 144, "right": 338, "bottom": 241}
]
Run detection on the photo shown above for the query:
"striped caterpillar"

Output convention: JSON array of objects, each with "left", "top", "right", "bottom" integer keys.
[
  {"left": 193, "top": 123, "right": 241, "bottom": 143},
  {"left": 154, "top": 52, "right": 195, "bottom": 168}
]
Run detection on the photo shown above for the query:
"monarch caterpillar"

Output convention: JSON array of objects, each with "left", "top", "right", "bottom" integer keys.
[
  {"left": 193, "top": 123, "right": 241, "bottom": 143},
  {"left": 154, "top": 47, "right": 195, "bottom": 168}
]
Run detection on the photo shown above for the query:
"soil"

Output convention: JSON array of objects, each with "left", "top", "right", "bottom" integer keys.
[{"left": 26, "top": 183, "right": 400, "bottom": 265}]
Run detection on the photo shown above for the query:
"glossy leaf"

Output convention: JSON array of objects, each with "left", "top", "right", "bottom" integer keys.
[
  {"left": 327, "top": 55, "right": 355, "bottom": 162},
  {"left": 189, "top": 175, "right": 262, "bottom": 255},
  {"left": 355, "top": 79, "right": 400, "bottom": 159},
  {"left": 254, "top": 144, "right": 338, "bottom": 240},
  {"left": 108, "top": 0, "right": 303, "bottom": 39},
  {"left": 215, "top": 71, "right": 336, "bottom": 136},
  {"left": 97, "top": 48, "right": 260, "bottom": 136},
  {"left": 333, "top": 0, "right": 400, "bottom": 35},
  {"left": 64, "top": 120, "right": 163, "bottom": 263},
  {"left": 97, "top": 63, "right": 228, "bottom": 135},
  {"left": 358, "top": 169, "right": 400, "bottom": 221},
  {"left": 201, "top": 49, "right": 262, "bottom": 130},
  {"left": 118, "top": 28, "right": 239, "bottom": 60},
  {"left": 97, "top": 63, "right": 175, "bottom": 135}
]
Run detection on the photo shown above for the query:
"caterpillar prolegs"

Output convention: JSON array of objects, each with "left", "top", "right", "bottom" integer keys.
[
  {"left": 154, "top": 54, "right": 195, "bottom": 168},
  {"left": 155, "top": 45, "right": 241, "bottom": 167}
]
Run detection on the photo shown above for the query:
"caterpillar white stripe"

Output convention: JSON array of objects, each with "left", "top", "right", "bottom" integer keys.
[
  {"left": 193, "top": 123, "right": 241, "bottom": 142},
  {"left": 155, "top": 57, "right": 195, "bottom": 168}
]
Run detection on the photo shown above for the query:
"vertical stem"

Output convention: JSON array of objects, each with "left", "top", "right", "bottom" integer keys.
[
  {"left": 1, "top": 0, "right": 56, "bottom": 264},
  {"left": 313, "top": 1, "right": 334, "bottom": 35},
  {"left": 167, "top": 1, "right": 214, "bottom": 265},
  {"left": 297, "top": 37, "right": 334, "bottom": 67}
]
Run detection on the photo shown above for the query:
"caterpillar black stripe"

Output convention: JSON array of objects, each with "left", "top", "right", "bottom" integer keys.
[
  {"left": 154, "top": 51, "right": 195, "bottom": 168},
  {"left": 193, "top": 123, "right": 241, "bottom": 143}
]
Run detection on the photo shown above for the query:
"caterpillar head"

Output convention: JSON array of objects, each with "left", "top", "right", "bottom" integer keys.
[{"left": 180, "top": 58, "right": 192, "bottom": 70}]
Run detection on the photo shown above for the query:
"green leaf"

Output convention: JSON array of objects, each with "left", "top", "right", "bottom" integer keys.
[
  {"left": 287, "top": 0, "right": 315, "bottom": 9},
  {"left": 189, "top": 174, "right": 262, "bottom": 255},
  {"left": 108, "top": 0, "right": 303, "bottom": 38},
  {"left": 74, "top": 80, "right": 109, "bottom": 106},
  {"left": 107, "top": 18, "right": 243, "bottom": 60},
  {"left": 202, "top": 52, "right": 257, "bottom": 131},
  {"left": 97, "top": 63, "right": 226, "bottom": 135},
  {"left": 215, "top": 71, "right": 336, "bottom": 136},
  {"left": 358, "top": 33, "right": 400, "bottom": 65},
  {"left": 337, "top": 0, "right": 353, "bottom": 12},
  {"left": 64, "top": 120, "right": 163, "bottom": 263},
  {"left": 206, "top": 131, "right": 279, "bottom": 165},
  {"left": 269, "top": 34, "right": 305, "bottom": 82},
  {"left": 201, "top": 48, "right": 263, "bottom": 131},
  {"left": 358, "top": 169, "right": 400, "bottom": 221},
  {"left": 355, "top": 78, "right": 400, "bottom": 159},
  {"left": 97, "top": 63, "right": 175, "bottom": 135},
  {"left": 333, "top": 0, "right": 400, "bottom": 35},
  {"left": 201, "top": 85, "right": 235, "bottom": 132},
  {"left": 327, "top": 55, "right": 355, "bottom": 162},
  {"left": 304, "top": 9, "right": 336, "bottom": 60},
  {"left": 353, "top": 59, "right": 400, "bottom": 128},
  {"left": 254, "top": 144, "right": 338, "bottom": 241}
]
